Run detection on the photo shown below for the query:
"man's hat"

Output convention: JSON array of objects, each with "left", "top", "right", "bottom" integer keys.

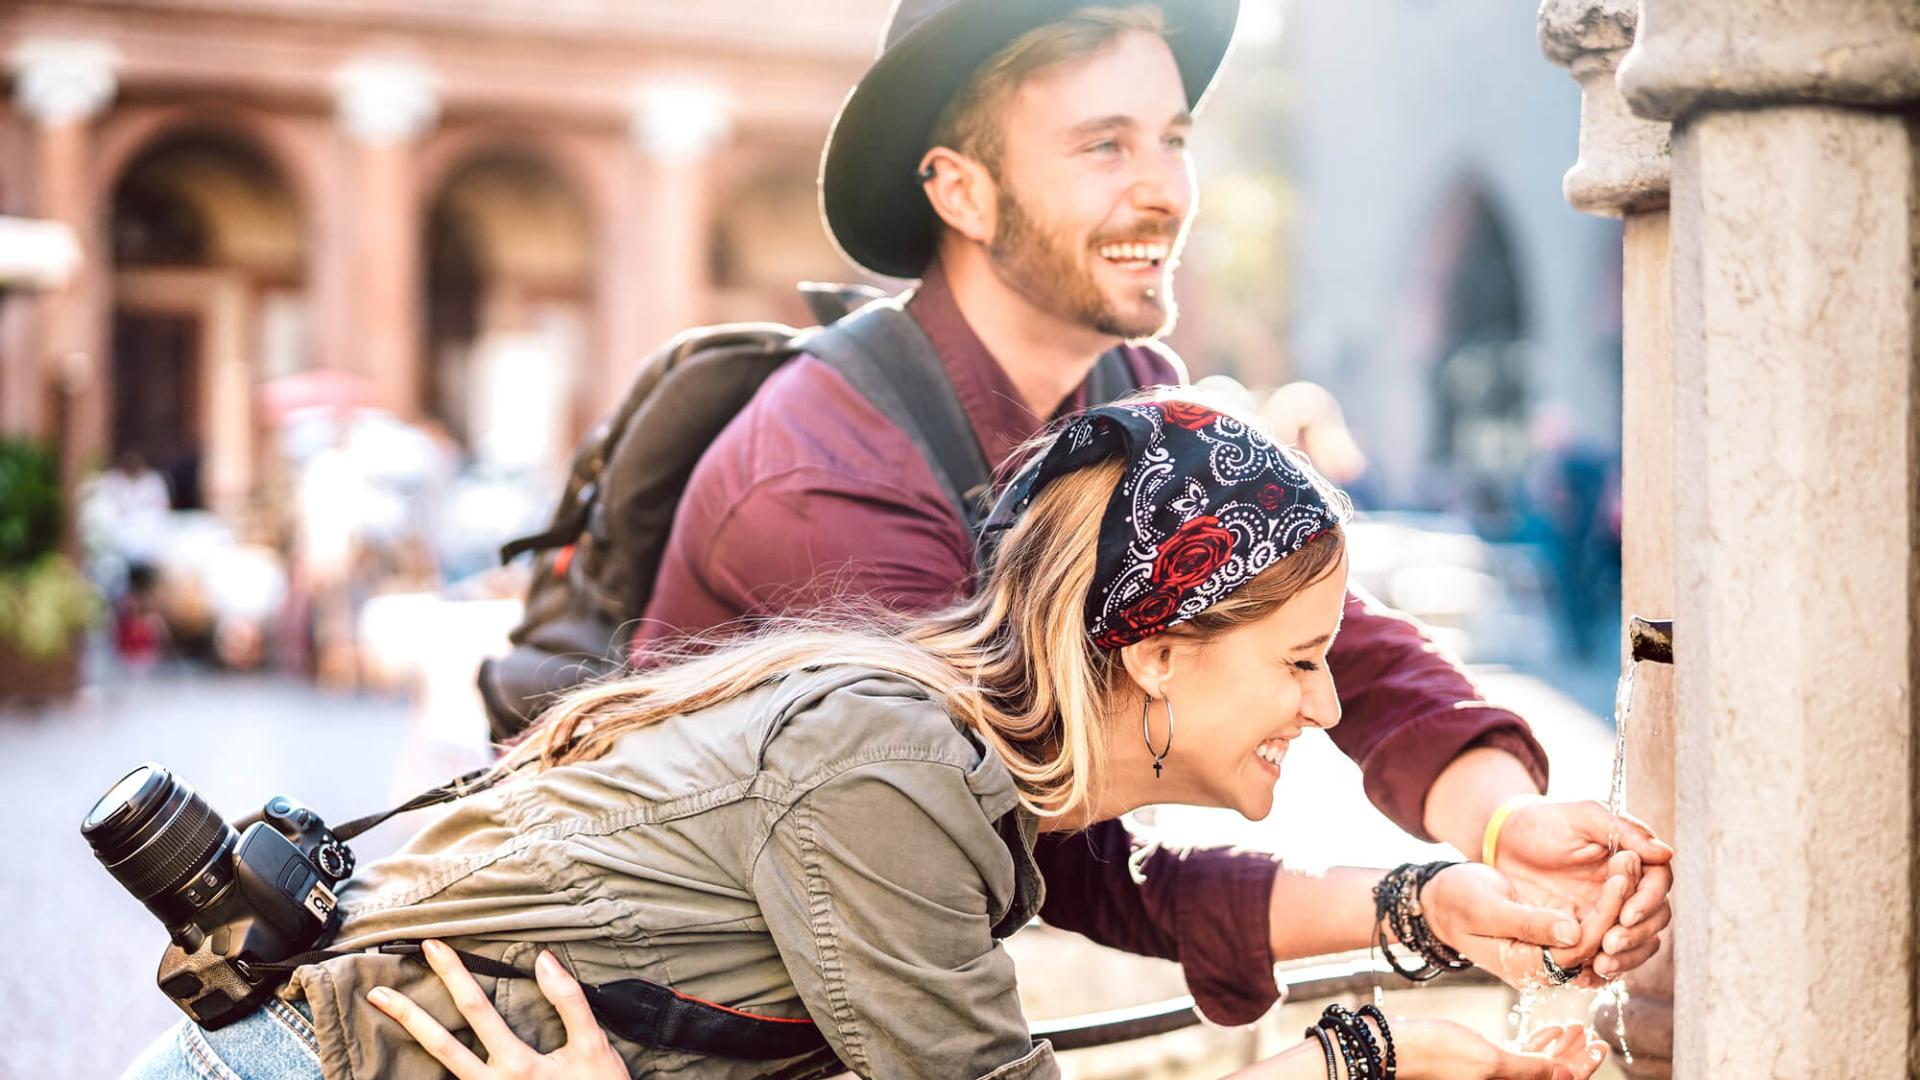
[{"left": 820, "top": 0, "right": 1240, "bottom": 280}]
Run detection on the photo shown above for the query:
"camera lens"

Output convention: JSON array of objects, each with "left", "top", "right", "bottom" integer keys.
[{"left": 82, "top": 764, "right": 238, "bottom": 929}]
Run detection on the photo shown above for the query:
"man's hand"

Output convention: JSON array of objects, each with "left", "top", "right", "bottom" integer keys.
[
  {"left": 1421, "top": 855, "right": 1637, "bottom": 990},
  {"left": 1493, "top": 800, "right": 1674, "bottom": 983}
]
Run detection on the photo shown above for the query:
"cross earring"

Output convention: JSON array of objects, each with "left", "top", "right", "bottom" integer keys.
[{"left": 1141, "top": 694, "right": 1174, "bottom": 779}]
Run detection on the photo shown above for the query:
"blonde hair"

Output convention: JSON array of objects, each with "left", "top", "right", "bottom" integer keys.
[
  {"left": 505, "top": 402, "right": 1347, "bottom": 821},
  {"left": 928, "top": 5, "right": 1169, "bottom": 176}
]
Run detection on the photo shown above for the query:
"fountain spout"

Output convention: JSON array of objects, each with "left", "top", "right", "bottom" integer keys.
[{"left": 1628, "top": 616, "right": 1672, "bottom": 665}]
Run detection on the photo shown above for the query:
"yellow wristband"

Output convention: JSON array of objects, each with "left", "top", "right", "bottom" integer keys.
[{"left": 1481, "top": 794, "right": 1546, "bottom": 868}]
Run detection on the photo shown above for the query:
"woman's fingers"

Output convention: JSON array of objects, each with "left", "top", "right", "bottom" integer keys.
[
  {"left": 368, "top": 984, "right": 490, "bottom": 1080},
  {"left": 534, "top": 950, "right": 608, "bottom": 1051},
  {"left": 421, "top": 939, "right": 530, "bottom": 1067},
  {"left": 1488, "top": 1045, "right": 1559, "bottom": 1080},
  {"left": 1522, "top": 1025, "right": 1567, "bottom": 1053},
  {"left": 1618, "top": 861, "right": 1673, "bottom": 930},
  {"left": 1553, "top": 854, "right": 1636, "bottom": 969}
]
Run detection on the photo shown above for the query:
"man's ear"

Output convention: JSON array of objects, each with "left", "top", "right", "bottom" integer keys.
[
  {"left": 918, "top": 146, "right": 996, "bottom": 246},
  {"left": 1117, "top": 634, "right": 1183, "bottom": 700}
]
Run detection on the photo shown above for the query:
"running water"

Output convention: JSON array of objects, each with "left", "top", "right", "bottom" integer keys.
[{"left": 1601, "top": 650, "right": 1638, "bottom": 1065}]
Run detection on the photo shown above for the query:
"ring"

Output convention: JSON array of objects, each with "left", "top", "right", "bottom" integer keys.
[{"left": 1542, "top": 946, "right": 1583, "bottom": 986}]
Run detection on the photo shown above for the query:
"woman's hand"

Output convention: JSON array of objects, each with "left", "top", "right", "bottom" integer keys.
[
  {"left": 1420, "top": 852, "right": 1640, "bottom": 990},
  {"left": 1392, "top": 1018, "right": 1609, "bottom": 1080},
  {"left": 366, "top": 939, "right": 628, "bottom": 1080}
]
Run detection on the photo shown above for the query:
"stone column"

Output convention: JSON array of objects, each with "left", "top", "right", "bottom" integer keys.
[
  {"left": 1536, "top": 4, "right": 1676, "bottom": 1075},
  {"left": 617, "top": 80, "right": 730, "bottom": 372},
  {"left": 1616, "top": 1, "right": 1920, "bottom": 1074},
  {"left": 333, "top": 56, "right": 437, "bottom": 417},
  {"left": 8, "top": 39, "right": 116, "bottom": 478}
]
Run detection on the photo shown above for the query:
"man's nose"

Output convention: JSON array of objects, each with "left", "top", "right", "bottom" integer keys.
[{"left": 1129, "top": 146, "right": 1192, "bottom": 222}]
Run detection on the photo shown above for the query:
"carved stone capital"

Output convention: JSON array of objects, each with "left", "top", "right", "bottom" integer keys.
[
  {"left": 1538, "top": 0, "right": 1671, "bottom": 217},
  {"left": 1621, "top": 0, "right": 1920, "bottom": 122},
  {"left": 9, "top": 38, "right": 118, "bottom": 126},
  {"left": 333, "top": 56, "right": 439, "bottom": 145},
  {"left": 629, "top": 80, "right": 732, "bottom": 163}
]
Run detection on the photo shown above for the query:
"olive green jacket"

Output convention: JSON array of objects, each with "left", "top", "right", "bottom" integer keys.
[{"left": 285, "top": 666, "right": 1054, "bottom": 1080}]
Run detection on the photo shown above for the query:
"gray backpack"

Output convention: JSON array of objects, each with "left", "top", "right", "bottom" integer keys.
[{"left": 478, "top": 284, "right": 1136, "bottom": 740}]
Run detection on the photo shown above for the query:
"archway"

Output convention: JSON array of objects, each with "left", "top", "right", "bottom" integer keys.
[
  {"left": 108, "top": 129, "right": 304, "bottom": 511},
  {"left": 1428, "top": 183, "right": 1531, "bottom": 528},
  {"left": 421, "top": 149, "right": 591, "bottom": 472}
]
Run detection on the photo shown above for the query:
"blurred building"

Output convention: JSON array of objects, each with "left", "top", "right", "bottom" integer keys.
[
  {"left": 0, "top": 0, "right": 889, "bottom": 515},
  {"left": 1276, "top": 0, "right": 1624, "bottom": 520}
]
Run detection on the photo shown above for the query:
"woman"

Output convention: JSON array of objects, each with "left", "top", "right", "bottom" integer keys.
[{"left": 126, "top": 394, "right": 1614, "bottom": 1080}]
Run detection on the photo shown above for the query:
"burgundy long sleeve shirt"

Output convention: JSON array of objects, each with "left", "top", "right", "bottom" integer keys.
[{"left": 633, "top": 265, "right": 1547, "bottom": 1024}]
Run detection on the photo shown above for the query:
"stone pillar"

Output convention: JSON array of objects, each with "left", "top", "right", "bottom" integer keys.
[
  {"left": 1616, "top": 1, "right": 1920, "bottom": 1074},
  {"left": 8, "top": 39, "right": 116, "bottom": 479},
  {"left": 619, "top": 80, "right": 730, "bottom": 371},
  {"left": 1537, "top": 5, "right": 1675, "bottom": 1072},
  {"left": 333, "top": 56, "right": 437, "bottom": 417}
]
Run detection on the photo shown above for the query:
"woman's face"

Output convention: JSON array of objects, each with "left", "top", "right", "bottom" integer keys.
[{"left": 1134, "top": 555, "right": 1349, "bottom": 821}]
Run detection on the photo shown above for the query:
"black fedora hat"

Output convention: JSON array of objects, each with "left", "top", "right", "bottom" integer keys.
[{"left": 820, "top": 0, "right": 1239, "bottom": 280}]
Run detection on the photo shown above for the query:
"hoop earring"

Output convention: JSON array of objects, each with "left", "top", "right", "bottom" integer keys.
[{"left": 1141, "top": 694, "right": 1174, "bottom": 779}]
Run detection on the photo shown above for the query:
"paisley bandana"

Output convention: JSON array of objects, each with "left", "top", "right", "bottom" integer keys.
[{"left": 982, "top": 399, "right": 1350, "bottom": 650}]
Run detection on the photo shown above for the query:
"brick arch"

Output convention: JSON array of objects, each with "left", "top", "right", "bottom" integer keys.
[
  {"left": 90, "top": 104, "right": 322, "bottom": 251},
  {"left": 414, "top": 122, "right": 613, "bottom": 236}
]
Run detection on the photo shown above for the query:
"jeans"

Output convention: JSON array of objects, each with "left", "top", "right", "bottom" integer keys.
[{"left": 122, "top": 998, "right": 325, "bottom": 1080}]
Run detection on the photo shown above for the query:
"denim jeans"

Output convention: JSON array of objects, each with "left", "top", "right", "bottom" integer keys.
[{"left": 122, "top": 998, "right": 325, "bottom": 1080}]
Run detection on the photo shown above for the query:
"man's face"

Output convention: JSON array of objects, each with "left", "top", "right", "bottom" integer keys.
[{"left": 986, "top": 31, "right": 1195, "bottom": 340}]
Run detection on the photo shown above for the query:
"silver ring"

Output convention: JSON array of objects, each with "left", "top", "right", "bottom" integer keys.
[{"left": 1542, "top": 946, "right": 1582, "bottom": 986}]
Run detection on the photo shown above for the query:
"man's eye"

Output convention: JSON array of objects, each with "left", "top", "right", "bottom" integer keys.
[
  {"left": 1087, "top": 140, "right": 1121, "bottom": 156},
  {"left": 1165, "top": 135, "right": 1188, "bottom": 151},
  {"left": 1292, "top": 660, "right": 1320, "bottom": 673}
]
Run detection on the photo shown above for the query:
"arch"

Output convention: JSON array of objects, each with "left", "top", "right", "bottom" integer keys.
[
  {"left": 1422, "top": 177, "right": 1533, "bottom": 520},
  {"left": 103, "top": 120, "right": 309, "bottom": 514},
  {"left": 419, "top": 138, "right": 595, "bottom": 463}
]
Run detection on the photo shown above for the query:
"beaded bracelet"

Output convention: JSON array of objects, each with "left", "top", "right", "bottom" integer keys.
[
  {"left": 1358, "top": 1003, "right": 1397, "bottom": 1080},
  {"left": 1326, "top": 1004, "right": 1383, "bottom": 1078},
  {"left": 1372, "top": 861, "right": 1474, "bottom": 982},
  {"left": 1304, "top": 1023, "right": 1339, "bottom": 1079},
  {"left": 1319, "top": 1006, "right": 1381, "bottom": 1080},
  {"left": 1317, "top": 1010, "right": 1366, "bottom": 1079}
]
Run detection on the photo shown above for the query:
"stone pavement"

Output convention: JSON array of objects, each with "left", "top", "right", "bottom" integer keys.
[
  {"left": 0, "top": 658, "right": 1627, "bottom": 1079},
  {"left": 0, "top": 671, "right": 423, "bottom": 1080}
]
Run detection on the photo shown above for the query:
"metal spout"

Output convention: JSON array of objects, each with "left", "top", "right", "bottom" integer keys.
[{"left": 1629, "top": 616, "right": 1673, "bottom": 665}]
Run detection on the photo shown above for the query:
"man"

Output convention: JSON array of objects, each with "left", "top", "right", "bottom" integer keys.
[{"left": 637, "top": 0, "right": 1671, "bottom": 1025}]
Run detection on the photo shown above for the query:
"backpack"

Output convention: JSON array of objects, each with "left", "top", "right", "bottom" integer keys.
[{"left": 476, "top": 283, "right": 1138, "bottom": 741}]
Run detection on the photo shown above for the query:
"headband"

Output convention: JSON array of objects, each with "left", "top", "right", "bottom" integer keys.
[{"left": 982, "top": 399, "right": 1349, "bottom": 649}]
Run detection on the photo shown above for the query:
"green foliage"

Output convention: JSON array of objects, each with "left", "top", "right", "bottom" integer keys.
[
  {"left": 0, "top": 555, "right": 101, "bottom": 656},
  {"left": 0, "top": 439, "right": 63, "bottom": 569},
  {"left": 0, "top": 440, "right": 98, "bottom": 656}
]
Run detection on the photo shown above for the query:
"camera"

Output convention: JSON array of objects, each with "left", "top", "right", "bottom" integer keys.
[{"left": 81, "top": 763, "right": 356, "bottom": 1029}]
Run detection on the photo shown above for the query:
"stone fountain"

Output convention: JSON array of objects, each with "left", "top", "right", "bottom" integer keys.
[{"left": 1538, "top": 1, "right": 1919, "bottom": 1074}]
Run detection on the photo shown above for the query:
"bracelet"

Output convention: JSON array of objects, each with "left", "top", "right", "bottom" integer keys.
[
  {"left": 1372, "top": 862, "right": 1473, "bottom": 982},
  {"left": 1481, "top": 793, "right": 1546, "bottom": 869},
  {"left": 1324, "top": 1005, "right": 1383, "bottom": 1080},
  {"left": 1305, "top": 1023, "right": 1338, "bottom": 1079},
  {"left": 1318, "top": 1009, "right": 1370, "bottom": 1079},
  {"left": 1358, "top": 1004, "right": 1397, "bottom": 1080}
]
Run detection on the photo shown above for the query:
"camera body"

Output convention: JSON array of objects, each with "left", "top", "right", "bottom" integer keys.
[
  {"left": 157, "top": 796, "right": 355, "bottom": 1027},
  {"left": 82, "top": 766, "right": 357, "bottom": 1030}
]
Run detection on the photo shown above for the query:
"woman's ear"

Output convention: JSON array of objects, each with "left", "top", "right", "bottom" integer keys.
[
  {"left": 918, "top": 147, "right": 996, "bottom": 245},
  {"left": 1117, "top": 635, "right": 1183, "bottom": 699}
]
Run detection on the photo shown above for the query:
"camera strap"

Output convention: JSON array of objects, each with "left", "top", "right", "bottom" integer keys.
[
  {"left": 253, "top": 941, "right": 832, "bottom": 1062},
  {"left": 326, "top": 763, "right": 523, "bottom": 843}
]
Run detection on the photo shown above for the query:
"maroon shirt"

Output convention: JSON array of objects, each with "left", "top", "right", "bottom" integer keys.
[{"left": 635, "top": 265, "right": 1547, "bottom": 1024}]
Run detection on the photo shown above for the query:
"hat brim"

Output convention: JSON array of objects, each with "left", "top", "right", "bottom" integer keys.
[{"left": 820, "top": 0, "right": 1240, "bottom": 280}]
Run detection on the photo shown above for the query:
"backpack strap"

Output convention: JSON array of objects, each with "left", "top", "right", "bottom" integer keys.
[{"left": 801, "top": 301, "right": 996, "bottom": 534}]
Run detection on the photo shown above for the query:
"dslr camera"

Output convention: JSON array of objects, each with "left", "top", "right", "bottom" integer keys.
[{"left": 82, "top": 763, "right": 356, "bottom": 1028}]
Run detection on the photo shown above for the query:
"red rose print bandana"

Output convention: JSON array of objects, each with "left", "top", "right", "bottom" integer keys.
[{"left": 981, "top": 399, "right": 1350, "bottom": 649}]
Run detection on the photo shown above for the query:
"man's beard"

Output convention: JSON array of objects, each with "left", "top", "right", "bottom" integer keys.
[{"left": 986, "top": 181, "right": 1178, "bottom": 341}]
